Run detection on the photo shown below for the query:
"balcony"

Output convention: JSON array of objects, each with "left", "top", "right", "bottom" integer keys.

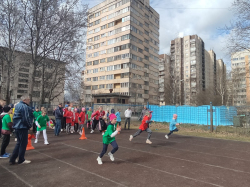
[
  {"left": 159, "top": 66, "right": 164, "bottom": 71},
  {"left": 159, "top": 88, "right": 164, "bottom": 92},
  {"left": 191, "top": 73, "right": 196, "bottom": 78},
  {"left": 159, "top": 72, "right": 165, "bottom": 76},
  {"left": 190, "top": 47, "right": 196, "bottom": 52},
  {"left": 190, "top": 39, "right": 195, "bottom": 43}
]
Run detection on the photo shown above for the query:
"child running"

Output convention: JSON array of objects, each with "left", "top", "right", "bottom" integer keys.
[
  {"left": 165, "top": 114, "right": 180, "bottom": 139},
  {"left": 79, "top": 108, "right": 86, "bottom": 135},
  {"left": 35, "top": 110, "right": 50, "bottom": 145},
  {"left": 129, "top": 111, "right": 153, "bottom": 144},
  {"left": 97, "top": 114, "right": 121, "bottom": 165}
]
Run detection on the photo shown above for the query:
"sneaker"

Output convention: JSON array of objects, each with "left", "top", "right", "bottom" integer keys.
[
  {"left": 34, "top": 139, "right": 38, "bottom": 143},
  {"left": 90, "top": 130, "right": 94, "bottom": 134},
  {"left": 146, "top": 139, "right": 152, "bottom": 144},
  {"left": 102, "top": 132, "right": 104, "bottom": 135},
  {"left": 129, "top": 135, "right": 133, "bottom": 141},
  {"left": 5, "top": 153, "right": 11, "bottom": 156},
  {"left": 70, "top": 131, "right": 74, "bottom": 134},
  {"left": 165, "top": 135, "right": 169, "bottom": 139},
  {"left": 108, "top": 152, "right": 114, "bottom": 161},
  {"left": 44, "top": 142, "right": 49, "bottom": 145},
  {"left": 19, "top": 160, "right": 31, "bottom": 164},
  {"left": 0, "top": 154, "right": 9, "bottom": 158},
  {"left": 15, "top": 138, "right": 17, "bottom": 142},
  {"left": 79, "top": 131, "right": 82, "bottom": 135},
  {"left": 97, "top": 157, "right": 103, "bottom": 165}
]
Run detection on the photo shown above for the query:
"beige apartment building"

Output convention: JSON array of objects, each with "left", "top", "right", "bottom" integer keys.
[
  {"left": 0, "top": 47, "right": 65, "bottom": 107},
  {"left": 231, "top": 50, "right": 250, "bottom": 106},
  {"left": 84, "top": 0, "right": 160, "bottom": 106},
  {"left": 169, "top": 35, "right": 226, "bottom": 105},
  {"left": 159, "top": 54, "right": 170, "bottom": 105}
]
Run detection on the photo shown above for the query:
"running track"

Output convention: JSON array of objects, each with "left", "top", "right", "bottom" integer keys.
[{"left": 1, "top": 129, "right": 250, "bottom": 187}]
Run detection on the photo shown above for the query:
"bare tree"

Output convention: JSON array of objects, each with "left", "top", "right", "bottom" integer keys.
[
  {"left": 216, "top": 69, "right": 228, "bottom": 105},
  {"left": 0, "top": 0, "right": 25, "bottom": 103},
  {"left": 20, "top": 0, "right": 88, "bottom": 104},
  {"left": 223, "top": 0, "right": 250, "bottom": 54}
]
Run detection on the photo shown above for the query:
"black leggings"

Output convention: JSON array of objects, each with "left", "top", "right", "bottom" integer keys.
[
  {"left": 1, "top": 134, "right": 10, "bottom": 155},
  {"left": 74, "top": 123, "right": 79, "bottom": 132},
  {"left": 167, "top": 128, "right": 179, "bottom": 136},
  {"left": 99, "top": 140, "right": 118, "bottom": 158},
  {"left": 92, "top": 119, "right": 99, "bottom": 130}
]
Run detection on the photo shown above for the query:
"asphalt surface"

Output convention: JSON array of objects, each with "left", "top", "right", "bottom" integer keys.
[{"left": 1, "top": 128, "right": 250, "bottom": 187}]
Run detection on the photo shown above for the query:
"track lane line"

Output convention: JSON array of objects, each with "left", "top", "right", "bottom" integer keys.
[{"left": 61, "top": 143, "right": 224, "bottom": 187}]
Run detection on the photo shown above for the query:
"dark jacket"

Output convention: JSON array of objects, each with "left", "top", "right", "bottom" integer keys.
[
  {"left": 54, "top": 106, "right": 63, "bottom": 119},
  {"left": 13, "top": 101, "right": 33, "bottom": 130}
]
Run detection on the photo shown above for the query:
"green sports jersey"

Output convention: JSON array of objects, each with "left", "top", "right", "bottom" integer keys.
[
  {"left": 33, "top": 111, "right": 42, "bottom": 122},
  {"left": 36, "top": 115, "right": 49, "bottom": 131},
  {"left": 87, "top": 111, "right": 92, "bottom": 120},
  {"left": 103, "top": 123, "right": 117, "bottom": 145},
  {"left": 2, "top": 114, "right": 11, "bottom": 131}
]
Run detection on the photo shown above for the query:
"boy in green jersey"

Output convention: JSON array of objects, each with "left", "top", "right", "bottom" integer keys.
[
  {"left": 97, "top": 114, "right": 121, "bottom": 165},
  {"left": 33, "top": 108, "right": 42, "bottom": 133},
  {"left": 35, "top": 110, "right": 50, "bottom": 145}
]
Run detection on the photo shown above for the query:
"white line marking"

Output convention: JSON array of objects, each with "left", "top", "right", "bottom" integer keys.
[
  {"left": 0, "top": 164, "right": 33, "bottom": 187},
  {"left": 86, "top": 139, "right": 250, "bottom": 175},
  {"left": 34, "top": 150, "right": 127, "bottom": 187},
  {"left": 123, "top": 136, "right": 250, "bottom": 162},
  {"left": 62, "top": 143, "right": 224, "bottom": 187}
]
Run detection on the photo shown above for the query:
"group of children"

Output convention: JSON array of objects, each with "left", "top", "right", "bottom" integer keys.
[{"left": 1, "top": 102, "right": 181, "bottom": 164}]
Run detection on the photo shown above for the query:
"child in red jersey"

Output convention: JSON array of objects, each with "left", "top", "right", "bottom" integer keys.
[
  {"left": 129, "top": 111, "right": 154, "bottom": 144},
  {"left": 73, "top": 108, "right": 79, "bottom": 133},
  {"left": 79, "top": 108, "right": 86, "bottom": 135},
  {"left": 63, "top": 106, "right": 73, "bottom": 134}
]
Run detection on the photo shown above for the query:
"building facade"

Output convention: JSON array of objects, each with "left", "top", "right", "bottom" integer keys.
[
  {"left": 84, "top": 0, "right": 160, "bottom": 106},
  {"left": 0, "top": 47, "right": 65, "bottom": 106},
  {"left": 231, "top": 50, "right": 250, "bottom": 106},
  {"left": 169, "top": 35, "right": 226, "bottom": 105},
  {"left": 159, "top": 54, "right": 170, "bottom": 105}
]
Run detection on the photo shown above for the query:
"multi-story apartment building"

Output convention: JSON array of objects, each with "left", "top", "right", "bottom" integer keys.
[
  {"left": 84, "top": 0, "right": 160, "bottom": 106},
  {"left": 231, "top": 50, "right": 250, "bottom": 106},
  {"left": 170, "top": 35, "right": 226, "bottom": 105},
  {"left": 159, "top": 54, "right": 170, "bottom": 105},
  {"left": 0, "top": 47, "right": 65, "bottom": 106}
]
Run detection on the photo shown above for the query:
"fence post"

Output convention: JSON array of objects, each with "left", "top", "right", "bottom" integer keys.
[{"left": 210, "top": 102, "right": 213, "bottom": 132}]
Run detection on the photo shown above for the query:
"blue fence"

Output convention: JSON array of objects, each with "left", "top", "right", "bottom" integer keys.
[{"left": 148, "top": 105, "right": 237, "bottom": 126}]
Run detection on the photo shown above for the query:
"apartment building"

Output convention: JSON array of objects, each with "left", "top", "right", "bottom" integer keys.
[
  {"left": 159, "top": 54, "right": 170, "bottom": 105},
  {"left": 231, "top": 50, "right": 250, "bottom": 106},
  {"left": 0, "top": 47, "right": 65, "bottom": 106},
  {"left": 84, "top": 0, "right": 160, "bottom": 106},
  {"left": 170, "top": 35, "right": 226, "bottom": 105}
]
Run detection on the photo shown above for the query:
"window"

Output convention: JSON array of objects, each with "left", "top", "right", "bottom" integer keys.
[
  {"left": 121, "top": 82, "right": 129, "bottom": 87},
  {"left": 17, "top": 90, "right": 28, "bottom": 93},
  {"left": 138, "top": 48, "right": 143, "bottom": 53},
  {"left": 107, "top": 65, "right": 114, "bottom": 71},
  {"left": 101, "top": 42, "right": 105, "bottom": 46},
  {"left": 19, "top": 79, "right": 28, "bottom": 83},
  {"left": 106, "top": 74, "right": 114, "bottom": 80},
  {"left": 121, "top": 72, "right": 129, "bottom": 78},
  {"left": 145, "top": 22, "right": 149, "bottom": 28},
  {"left": 144, "top": 64, "right": 149, "bottom": 68},
  {"left": 100, "top": 58, "right": 106, "bottom": 63},
  {"left": 93, "top": 68, "right": 98, "bottom": 73},
  {"left": 106, "top": 84, "right": 113, "bottom": 89},
  {"left": 145, "top": 47, "right": 149, "bottom": 52},
  {"left": 87, "top": 62, "right": 92, "bottom": 66},
  {"left": 100, "top": 67, "right": 105, "bottom": 72},
  {"left": 92, "top": 85, "right": 98, "bottom": 90},
  {"left": 93, "top": 60, "right": 99, "bottom": 65},
  {"left": 144, "top": 39, "right": 149, "bottom": 44},
  {"left": 114, "top": 64, "right": 121, "bottom": 70},
  {"left": 93, "top": 77, "right": 98, "bottom": 81},
  {"left": 100, "top": 50, "right": 106, "bottom": 54},
  {"left": 32, "top": 91, "right": 40, "bottom": 97},
  {"left": 99, "top": 84, "right": 105, "bottom": 89},
  {"left": 144, "top": 81, "right": 149, "bottom": 86},
  {"left": 19, "top": 73, "right": 29, "bottom": 78},
  {"left": 108, "top": 22, "right": 115, "bottom": 27},
  {"left": 19, "top": 68, "right": 29, "bottom": 72},
  {"left": 94, "top": 52, "right": 99, "bottom": 57},
  {"left": 85, "top": 86, "right": 91, "bottom": 90},
  {"left": 99, "top": 76, "right": 105, "bottom": 80},
  {"left": 101, "top": 25, "right": 106, "bottom": 30},
  {"left": 144, "top": 55, "right": 149, "bottom": 60},
  {"left": 86, "top": 78, "right": 91, "bottom": 81},
  {"left": 87, "top": 70, "right": 92, "bottom": 74}
]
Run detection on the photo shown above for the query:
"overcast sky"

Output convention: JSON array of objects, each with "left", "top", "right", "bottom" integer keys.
[{"left": 86, "top": 0, "right": 235, "bottom": 68}]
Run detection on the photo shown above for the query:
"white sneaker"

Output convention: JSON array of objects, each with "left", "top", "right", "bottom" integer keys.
[
  {"left": 34, "top": 139, "right": 38, "bottom": 143},
  {"left": 15, "top": 138, "right": 17, "bottom": 142},
  {"left": 70, "top": 131, "right": 74, "bottom": 134},
  {"left": 102, "top": 132, "right": 104, "bottom": 135},
  {"left": 108, "top": 152, "right": 114, "bottom": 161},
  {"left": 79, "top": 131, "right": 82, "bottom": 135},
  {"left": 129, "top": 135, "right": 133, "bottom": 141},
  {"left": 44, "top": 141, "right": 49, "bottom": 145},
  {"left": 165, "top": 135, "right": 169, "bottom": 139},
  {"left": 61, "top": 129, "right": 63, "bottom": 132},
  {"left": 20, "top": 160, "right": 31, "bottom": 164},
  {"left": 90, "top": 130, "right": 94, "bottom": 134},
  {"left": 97, "top": 157, "right": 103, "bottom": 165},
  {"left": 146, "top": 139, "right": 152, "bottom": 144}
]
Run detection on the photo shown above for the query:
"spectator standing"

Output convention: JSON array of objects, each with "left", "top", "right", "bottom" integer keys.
[
  {"left": 124, "top": 107, "right": 132, "bottom": 130},
  {"left": 9, "top": 95, "right": 33, "bottom": 165},
  {"left": 54, "top": 103, "right": 63, "bottom": 136}
]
